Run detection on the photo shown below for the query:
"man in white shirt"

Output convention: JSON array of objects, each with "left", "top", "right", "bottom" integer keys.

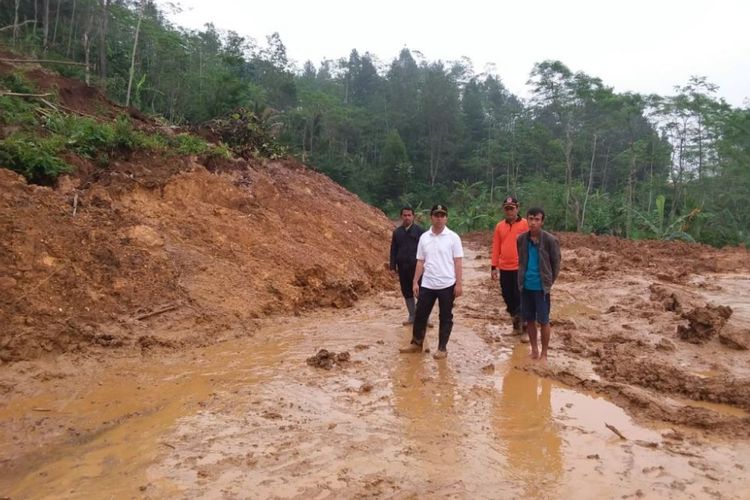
[{"left": 400, "top": 204, "right": 464, "bottom": 359}]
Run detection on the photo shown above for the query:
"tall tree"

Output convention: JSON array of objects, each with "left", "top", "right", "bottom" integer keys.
[
  {"left": 97, "top": 0, "right": 109, "bottom": 80},
  {"left": 420, "top": 61, "right": 460, "bottom": 186}
]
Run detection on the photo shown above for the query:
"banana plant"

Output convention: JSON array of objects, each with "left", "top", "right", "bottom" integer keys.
[{"left": 630, "top": 194, "right": 698, "bottom": 242}]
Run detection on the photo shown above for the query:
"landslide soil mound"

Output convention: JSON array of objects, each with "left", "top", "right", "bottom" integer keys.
[
  {"left": 0, "top": 61, "right": 393, "bottom": 364},
  {"left": 0, "top": 160, "right": 393, "bottom": 363}
]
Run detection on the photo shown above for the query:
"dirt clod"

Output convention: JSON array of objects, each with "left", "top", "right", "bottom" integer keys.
[
  {"left": 306, "top": 349, "right": 351, "bottom": 370},
  {"left": 718, "top": 325, "right": 749, "bottom": 350},
  {"left": 678, "top": 305, "right": 732, "bottom": 344}
]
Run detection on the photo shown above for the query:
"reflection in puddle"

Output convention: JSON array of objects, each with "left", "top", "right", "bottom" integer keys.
[
  {"left": 391, "top": 357, "right": 461, "bottom": 483},
  {"left": 492, "top": 345, "right": 562, "bottom": 496},
  {"left": 701, "top": 274, "right": 750, "bottom": 323},
  {"left": 4, "top": 260, "right": 749, "bottom": 498},
  {"left": 2, "top": 337, "right": 291, "bottom": 499}
]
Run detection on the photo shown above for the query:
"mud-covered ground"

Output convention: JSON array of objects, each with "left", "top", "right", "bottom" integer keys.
[
  {"left": 1, "top": 56, "right": 393, "bottom": 364},
  {"left": 1, "top": 241, "right": 749, "bottom": 499},
  {"left": 4, "top": 54, "right": 750, "bottom": 499}
]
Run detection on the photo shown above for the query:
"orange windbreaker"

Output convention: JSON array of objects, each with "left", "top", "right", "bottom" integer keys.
[{"left": 491, "top": 217, "right": 529, "bottom": 270}]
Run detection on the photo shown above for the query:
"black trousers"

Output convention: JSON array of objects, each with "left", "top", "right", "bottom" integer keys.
[
  {"left": 397, "top": 261, "right": 417, "bottom": 299},
  {"left": 412, "top": 285, "right": 455, "bottom": 350},
  {"left": 499, "top": 270, "right": 521, "bottom": 317}
]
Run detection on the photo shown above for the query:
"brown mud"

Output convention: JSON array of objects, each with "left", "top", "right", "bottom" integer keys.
[
  {"left": 2, "top": 59, "right": 750, "bottom": 498},
  {"left": 0, "top": 161, "right": 392, "bottom": 363},
  {"left": 2, "top": 245, "right": 750, "bottom": 499}
]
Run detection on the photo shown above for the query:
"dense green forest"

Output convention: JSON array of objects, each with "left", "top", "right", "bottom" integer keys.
[{"left": 1, "top": 0, "right": 749, "bottom": 246}]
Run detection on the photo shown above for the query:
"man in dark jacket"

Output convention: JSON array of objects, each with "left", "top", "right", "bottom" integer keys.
[
  {"left": 517, "top": 207, "right": 561, "bottom": 361},
  {"left": 390, "top": 207, "right": 426, "bottom": 325}
]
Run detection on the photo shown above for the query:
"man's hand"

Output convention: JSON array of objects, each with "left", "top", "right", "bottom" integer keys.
[
  {"left": 454, "top": 283, "right": 463, "bottom": 298},
  {"left": 412, "top": 283, "right": 419, "bottom": 298},
  {"left": 491, "top": 269, "right": 498, "bottom": 281}
]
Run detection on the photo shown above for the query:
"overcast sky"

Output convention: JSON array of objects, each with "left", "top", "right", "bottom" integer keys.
[{"left": 165, "top": 0, "right": 749, "bottom": 107}]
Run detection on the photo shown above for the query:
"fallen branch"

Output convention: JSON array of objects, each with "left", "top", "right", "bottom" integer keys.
[
  {"left": 160, "top": 442, "right": 176, "bottom": 449},
  {"left": 0, "top": 58, "right": 88, "bottom": 67},
  {"left": 0, "top": 20, "right": 37, "bottom": 32},
  {"left": 40, "top": 97, "right": 98, "bottom": 119},
  {"left": 136, "top": 303, "right": 180, "bottom": 321},
  {"left": 72, "top": 193, "right": 79, "bottom": 216},
  {"left": 605, "top": 422, "right": 628, "bottom": 440},
  {"left": 0, "top": 91, "right": 53, "bottom": 98},
  {"left": 32, "top": 407, "right": 52, "bottom": 412},
  {"left": 664, "top": 446, "right": 702, "bottom": 458}
]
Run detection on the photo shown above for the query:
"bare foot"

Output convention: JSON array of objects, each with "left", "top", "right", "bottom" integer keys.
[
  {"left": 539, "top": 353, "right": 548, "bottom": 362},
  {"left": 530, "top": 351, "right": 540, "bottom": 360}
]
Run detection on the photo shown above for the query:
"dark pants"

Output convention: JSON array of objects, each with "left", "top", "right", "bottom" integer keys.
[
  {"left": 499, "top": 270, "right": 521, "bottom": 317},
  {"left": 412, "top": 285, "right": 455, "bottom": 351},
  {"left": 521, "top": 288, "right": 551, "bottom": 325},
  {"left": 397, "top": 261, "right": 417, "bottom": 298}
]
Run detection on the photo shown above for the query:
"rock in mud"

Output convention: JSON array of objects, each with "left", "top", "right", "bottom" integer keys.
[
  {"left": 677, "top": 304, "right": 732, "bottom": 344},
  {"left": 123, "top": 225, "right": 165, "bottom": 248},
  {"left": 86, "top": 185, "right": 114, "bottom": 209},
  {"left": 718, "top": 325, "right": 749, "bottom": 350},
  {"left": 306, "top": 349, "right": 350, "bottom": 369},
  {"left": 656, "top": 338, "right": 677, "bottom": 351},
  {"left": 649, "top": 284, "right": 683, "bottom": 313}
]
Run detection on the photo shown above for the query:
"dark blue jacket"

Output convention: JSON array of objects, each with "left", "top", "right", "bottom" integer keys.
[{"left": 389, "top": 224, "right": 425, "bottom": 271}]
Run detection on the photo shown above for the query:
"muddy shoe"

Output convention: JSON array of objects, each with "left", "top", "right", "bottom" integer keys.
[
  {"left": 399, "top": 343, "right": 423, "bottom": 353},
  {"left": 402, "top": 320, "right": 414, "bottom": 326},
  {"left": 432, "top": 349, "right": 448, "bottom": 360}
]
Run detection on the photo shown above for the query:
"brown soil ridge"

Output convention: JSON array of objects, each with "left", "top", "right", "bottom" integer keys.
[
  {"left": 0, "top": 159, "right": 393, "bottom": 363},
  {"left": 528, "top": 363, "right": 750, "bottom": 437},
  {"left": 464, "top": 231, "right": 750, "bottom": 278}
]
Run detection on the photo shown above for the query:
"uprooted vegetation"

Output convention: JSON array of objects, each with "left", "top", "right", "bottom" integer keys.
[
  {"left": 0, "top": 70, "right": 231, "bottom": 185},
  {"left": 0, "top": 64, "right": 287, "bottom": 187}
]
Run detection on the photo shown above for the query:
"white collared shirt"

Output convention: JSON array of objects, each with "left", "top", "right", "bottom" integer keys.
[{"left": 416, "top": 226, "right": 464, "bottom": 290}]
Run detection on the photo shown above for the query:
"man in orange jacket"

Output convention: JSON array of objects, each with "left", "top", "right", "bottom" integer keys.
[{"left": 491, "top": 196, "right": 529, "bottom": 333}]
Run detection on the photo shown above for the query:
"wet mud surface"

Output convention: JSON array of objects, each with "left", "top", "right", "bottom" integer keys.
[{"left": 2, "top": 243, "right": 750, "bottom": 499}]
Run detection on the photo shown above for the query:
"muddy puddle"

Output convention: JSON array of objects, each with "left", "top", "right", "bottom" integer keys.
[
  {"left": 2, "top": 250, "right": 750, "bottom": 499},
  {"left": 700, "top": 274, "right": 750, "bottom": 323}
]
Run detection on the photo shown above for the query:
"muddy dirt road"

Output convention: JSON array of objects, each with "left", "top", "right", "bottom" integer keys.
[{"left": 2, "top": 245, "right": 750, "bottom": 499}]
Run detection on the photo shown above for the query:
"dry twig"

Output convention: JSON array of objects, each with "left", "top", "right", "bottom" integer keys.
[
  {"left": 0, "top": 57, "right": 88, "bottom": 66},
  {"left": 605, "top": 422, "right": 628, "bottom": 440},
  {"left": 0, "top": 91, "right": 53, "bottom": 98},
  {"left": 136, "top": 303, "right": 180, "bottom": 321}
]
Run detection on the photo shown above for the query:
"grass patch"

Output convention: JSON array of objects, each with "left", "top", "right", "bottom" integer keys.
[
  {"left": 0, "top": 72, "right": 35, "bottom": 93},
  {"left": 0, "top": 95, "right": 38, "bottom": 126},
  {"left": 1, "top": 107, "right": 233, "bottom": 183},
  {"left": 0, "top": 134, "right": 70, "bottom": 184}
]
